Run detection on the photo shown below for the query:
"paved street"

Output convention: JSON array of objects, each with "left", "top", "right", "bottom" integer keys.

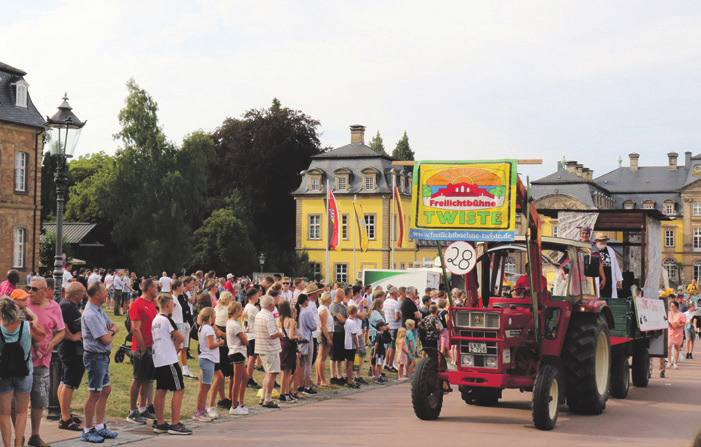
[{"left": 52, "top": 352, "right": 701, "bottom": 447}]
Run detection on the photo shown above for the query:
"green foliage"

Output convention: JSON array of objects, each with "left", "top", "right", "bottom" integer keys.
[
  {"left": 369, "top": 131, "right": 387, "bottom": 154},
  {"left": 207, "top": 99, "right": 322, "bottom": 273},
  {"left": 291, "top": 251, "right": 318, "bottom": 280},
  {"left": 65, "top": 153, "right": 115, "bottom": 222},
  {"left": 422, "top": 185, "right": 432, "bottom": 197},
  {"left": 391, "top": 131, "right": 415, "bottom": 161},
  {"left": 488, "top": 185, "right": 506, "bottom": 197},
  {"left": 40, "top": 231, "right": 71, "bottom": 268}
]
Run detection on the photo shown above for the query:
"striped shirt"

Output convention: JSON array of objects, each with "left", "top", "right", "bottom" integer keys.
[{"left": 254, "top": 308, "right": 281, "bottom": 354}]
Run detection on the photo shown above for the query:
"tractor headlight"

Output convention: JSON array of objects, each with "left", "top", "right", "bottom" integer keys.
[
  {"left": 461, "top": 354, "right": 474, "bottom": 367},
  {"left": 486, "top": 356, "right": 498, "bottom": 368}
]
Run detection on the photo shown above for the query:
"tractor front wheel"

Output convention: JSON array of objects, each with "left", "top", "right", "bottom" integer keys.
[
  {"left": 412, "top": 356, "right": 443, "bottom": 420},
  {"left": 563, "top": 314, "right": 611, "bottom": 414},
  {"left": 532, "top": 364, "right": 560, "bottom": 431}
]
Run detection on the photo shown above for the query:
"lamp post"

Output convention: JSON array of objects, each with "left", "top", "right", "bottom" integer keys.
[
  {"left": 44, "top": 94, "right": 85, "bottom": 420},
  {"left": 258, "top": 252, "right": 266, "bottom": 275}
]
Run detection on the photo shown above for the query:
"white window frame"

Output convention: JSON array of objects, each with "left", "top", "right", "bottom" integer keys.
[
  {"left": 694, "top": 228, "right": 701, "bottom": 251},
  {"left": 364, "top": 175, "right": 375, "bottom": 190},
  {"left": 665, "top": 204, "right": 674, "bottom": 214},
  {"left": 311, "top": 263, "right": 321, "bottom": 279},
  {"left": 13, "top": 228, "right": 26, "bottom": 268},
  {"left": 505, "top": 257, "right": 517, "bottom": 275},
  {"left": 335, "top": 264, "right": 348, "bottom": 283},
  {"left": 15, "top": 152, "right": 28, "bottom": 192},
  {"left": 342, "top": 214, "right": 349, "bottom": 240},
  {"left": 364, "top": 214, "right": 376, "bottom": 240},
  {"left": 663, "top": 258, "right": 677, "bottom": 282},
  {"left": 310, "top": 177, "right": 320, "bottom": 191},
  {"left": 337, "top": 176, "right": 347, "bottom": 191},
  {"left": 308, "top": 215, "right": 321, "bottom": 240},
  {"left": 694, "top": 203, "right": 701, "bottom": 216},
  {"left": 14, "top": 81, "right": 28, "bottom": 108},
  {"left": 665, "top": 230, "right": 675, "bottom": 247},
  {"left": 643, "top": 201, "right": 654, "bottom": 209},
  {"left": 695, "top": 261, "right": 701, "bottom": 283}
]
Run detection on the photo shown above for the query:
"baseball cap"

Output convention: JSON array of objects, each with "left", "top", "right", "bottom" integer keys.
[{"left": 10, "top": 289, "right": 29, "bottom": 301}]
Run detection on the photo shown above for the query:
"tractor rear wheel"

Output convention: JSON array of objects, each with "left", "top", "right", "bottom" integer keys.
[
  {"left": 631, "top": 347, "right": 650, "bottom": 388},
  {"left": 563, "top": 314, "right": 610, "bottom": 414},
  {"left": 412, "top": 356, "right": 443, "bottom": 420},
  {"left": 609, "top": 353, "right": 629, "bottom": 399},
  {"left": 532, "top": 364, "right": 560, "bottom": 431}
]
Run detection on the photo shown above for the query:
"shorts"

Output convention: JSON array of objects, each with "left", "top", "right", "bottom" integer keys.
[
  {"left": 132, "top": 348, "right": 155, "bottom": 381},
  {"left": 260, "top": 353, "right": 281, "bottom": 374},
  {"left": 154, "top": 363, "right": 184, "bottom": 391},
  {"left": 331, "top": 332, "right": 346, "bottom": 362},
  {"left": 374, "top": 355, "right": 385, "bottom": 366},
  {"left": 389, "top": 329, "right": 398, "bottom": 350},
  {"left": 84, "top": 352, "right": 111, "bottom": 392},
  {"left": 219, "top": 345, "right": 233, "bottom": 377},
  {"left": 178, "top": 323, "right": 190, "bottom": 348},
  {"left": 31, "top": 366, "right": 50, "bottom": 409},
  {"left": 60, "top": 355, "right": 85, "bottom": 389},
  {"left": 228, "top": 353, "right": 246, "bottom": 364},
  {"left": 344, "top": 348, "right": 356, "bottom": 362},
  {"left": 199, "top": 358, "right": 215, "bottom": 385},
  {"left": 685, "top": 326, "right": 696, "bottom": 342},
  {"left": 299, "top": 353, "right": 312, "bottom": 379},
  {"left": 318, "top": 332, "right": 331, "bottom": 346},
  {"left": 0, "top": 375, "right": 32, "bottom": 395},
  {"left": 423, "top": 338, "right": 439, "bottom": 351},
  {"left": 247, "top": 339, "right": 258, "bottom": 357},
  {"left": 440, "top": 330, "right": 450, "bottom": 349}
]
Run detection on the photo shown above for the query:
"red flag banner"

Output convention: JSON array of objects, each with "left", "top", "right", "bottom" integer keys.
[
  {"left": 394, "top": 186, "right": 404, "bottom": 248},
  {"left": 328, "top": 190, "right": 340, "bottom": 250}
]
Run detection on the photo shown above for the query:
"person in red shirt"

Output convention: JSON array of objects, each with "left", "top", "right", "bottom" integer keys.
[
  {"left": 126, "top": 278, "right": 158, "bottom": 425},
  {"left": 514, "top": 263, "right": 548, "bottom": 298},
  {"left": 0, "top": 269, "right": 19, "bottom": 297}
]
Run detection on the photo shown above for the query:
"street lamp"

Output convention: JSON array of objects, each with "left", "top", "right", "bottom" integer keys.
[
  {"left": 45, "top": 94, "right": 86, "bottom": 303},
  {"left": 44, "top": 94, "right": 85, "bottom": 421},
  {"left": 258, "top": 252, "right": 266, "bottom": 274}
]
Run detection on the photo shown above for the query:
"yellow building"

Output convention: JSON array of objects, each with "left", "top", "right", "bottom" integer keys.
[{"left": 292, "top": 125, "right": 436, "bottom": 283}]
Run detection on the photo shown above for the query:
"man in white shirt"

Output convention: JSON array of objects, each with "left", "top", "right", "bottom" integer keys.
[
  {"left": 383, "top": 287, "right": 401, "bottom": 372},
  {"left": 113, "top": 271, "right": 124, "bottom": 316},
  {"left": 87, "top": 268, "right": 101, "bottom": 285},
  {"left": 159, "top": 272, "right": 172, "bottom": 293},
  {"left": 63, "top": 263, "right": 74, "bottom": 285}
]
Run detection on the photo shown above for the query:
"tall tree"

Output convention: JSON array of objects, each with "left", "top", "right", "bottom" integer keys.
[
  {"left": 392, "top": 131, "right": 415, "bottom": 161},
  {"left": 369, "top": 130, "right": 387, "bottom": 154},
  {"left": 207, "top": 99, "right": 322, "bottom": 272}
]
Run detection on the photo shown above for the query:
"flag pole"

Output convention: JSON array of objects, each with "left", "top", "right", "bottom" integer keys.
[
  {"left": 326, "top": 179, "right": 330, "bottom": 283},
  {"left": 390, "top": 175, "right": 395, "bottom": 269},
  {"left": 353, "top": 194, "right": 357, "bottom": 283}
]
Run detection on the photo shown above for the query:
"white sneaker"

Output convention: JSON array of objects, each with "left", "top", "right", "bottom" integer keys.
[
  {"left": 206, "top": 406, "right": 219, "bottom": 419},
  {"left": 229, "top": 405, "right": 248, "bottom": 415}
]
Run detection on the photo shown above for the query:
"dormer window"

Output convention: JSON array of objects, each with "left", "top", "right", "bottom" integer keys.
[
  {"left": 337, "top": 176, "right": 347, "bottom": 191},
  {"left": 333, "top": 168, "right": 351, "bottom": 191},
  {"left": 364, "top": 175, "right": 375, "bottom": 190},
  {"left": 361, "top": 167, "right": 379, "bottom": 191},
  {"left": 664, "top": 200, "right": 675, "bottom": 215},
  {"left": 310, "top": 177, "right": 320, "bottom": 191},
  {"left": 623, "top": 200, "right": 635, "bottom": 210},
  {"left": 643, "top": 200, "right": 655, "bottom": 209},
  {"left": 13, "top": 80, "right": 28, "bottom": 108}
]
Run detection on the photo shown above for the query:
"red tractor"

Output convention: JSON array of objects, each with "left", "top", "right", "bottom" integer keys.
[{"left": 411, "top": 176, "right": 664, "bottom": 430}]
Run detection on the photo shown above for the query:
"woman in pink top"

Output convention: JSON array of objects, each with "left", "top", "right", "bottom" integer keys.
[{"left": 667, "top": 301, "right": 685, "bottom": 369}]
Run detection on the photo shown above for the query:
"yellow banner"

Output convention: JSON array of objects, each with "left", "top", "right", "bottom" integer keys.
[
  {"left": 354, "top": 202, "right": 369, "bottom": 252},
  {"left": 410, "top": 160, "right": 517, "bottom": 241}
]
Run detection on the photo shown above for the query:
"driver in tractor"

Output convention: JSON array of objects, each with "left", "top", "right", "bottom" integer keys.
[{"left": 512, "top": 263, "right": 548, "bottom": 299}]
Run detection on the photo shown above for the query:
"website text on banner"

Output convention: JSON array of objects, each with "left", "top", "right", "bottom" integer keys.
[{"left": 409, "top": 160, "right": 518, "bottom": 241}]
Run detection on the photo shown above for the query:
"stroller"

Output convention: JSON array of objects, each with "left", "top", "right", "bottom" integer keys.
[{"left": 114, "top": 310, "right": 135, "bottom": 364}]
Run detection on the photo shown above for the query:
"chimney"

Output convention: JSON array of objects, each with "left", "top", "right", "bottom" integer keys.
[
  {"left": 667, "top": 152, "right": 678, "bottom": 169},
  {"left": 582, "top": 168, "right": 593, "bottom": 181},
  {"left": 350, "top": 124, "right": 365, "bottom": 144},
  {"left": 629, "top": 153, "right": 639, "bottom": 171},
  {"left": 588, "top": 169, "right": 594, "bottom": 181},
  {"left": 686, "top": 151, "right": 692, "bottom": 167},
  {"left": 565, "top": 161, "right": 577, "bottom": 174},
  {"left": 576, "top": 164, "right": 583, "bottom": 178}
]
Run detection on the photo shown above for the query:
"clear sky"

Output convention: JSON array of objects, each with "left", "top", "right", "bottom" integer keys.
[{"left": 3, "top": 0, "right": 700, "bottom": 180}]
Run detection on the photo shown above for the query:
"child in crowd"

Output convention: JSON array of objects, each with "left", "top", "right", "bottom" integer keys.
[
  {"left": 226, "top": 302, "right": 249, "bottom": 415},
  {"left": 344, "top": 305, "right": 361, "bottom": 388},
  {"left": 404, "top": 320, "right": 418, "bottom": 379},
  {"left": 371, "top": 322, "right": 389, "bottom": 384},
  {"left": 151, "top": 294, "right": 191, "bottom": 435},
  {"left": 195, "top": 307, "right": 225, "bottom": 422},
  {"left": 278, "top": 301, "right": 298, "bottom": 403},
  {"left": 437, "top": 299, "right": 451, "bottom": 362},
  {"left": 213, "top": 292, "right": 233, "bottom": 410},
  {"left": 396, "top": 327, "right": 409, "bottom": 380}
]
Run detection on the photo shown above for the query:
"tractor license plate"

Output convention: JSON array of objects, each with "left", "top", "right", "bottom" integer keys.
[{"left": 469, "top": 342, "right": 487, "bottom": 354}]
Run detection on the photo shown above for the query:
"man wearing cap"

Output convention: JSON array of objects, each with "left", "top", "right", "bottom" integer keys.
[{"left": 594, "top": 234, "right": 623, "bottom": 298}]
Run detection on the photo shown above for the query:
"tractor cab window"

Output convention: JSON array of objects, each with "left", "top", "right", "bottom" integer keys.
[{"left": 553, "top": 247, "right": 597, "bottom": 302}]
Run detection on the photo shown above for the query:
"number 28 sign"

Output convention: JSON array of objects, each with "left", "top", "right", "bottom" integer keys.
[{"left": 444, "top": 241, "right": 477, "bottom": 275}]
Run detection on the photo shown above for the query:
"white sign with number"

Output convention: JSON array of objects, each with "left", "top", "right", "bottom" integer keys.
[
  {"left": 443, "top": 241, "right": 477, "bottom": 275},
  {"left": 634, "top": 297, "right": 668, "bottom": 332}
]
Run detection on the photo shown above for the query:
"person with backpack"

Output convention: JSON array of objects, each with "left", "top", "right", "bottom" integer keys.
[{"left": 0, "top": 297, "right": 42, "bottom": 447}]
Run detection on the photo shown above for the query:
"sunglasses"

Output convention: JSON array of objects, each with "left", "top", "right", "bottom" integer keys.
[
  {"left": 282, "top": 282, "right": 290, "bottom": 285},
  {"left": 29, "top": 286, "right": 44, "bottom": 292}
]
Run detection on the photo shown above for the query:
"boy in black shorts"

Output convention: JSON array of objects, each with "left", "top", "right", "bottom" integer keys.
[
  {"left": 372, "top": 322, "right": 389, "bottom": 384},
  {"left": 151, "top": 294, "right": 191, "bottom": 435}
]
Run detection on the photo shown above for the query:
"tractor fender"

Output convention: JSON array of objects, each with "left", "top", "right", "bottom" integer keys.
[
  {"left": 422, "top": 347, "right": 448, "bottom": 372},
  {"left": 538, "top": 356, "right": 566, "bottom": 405},
  {"left": 577, "top": 299, "right": 615, "bottom": 330}
]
